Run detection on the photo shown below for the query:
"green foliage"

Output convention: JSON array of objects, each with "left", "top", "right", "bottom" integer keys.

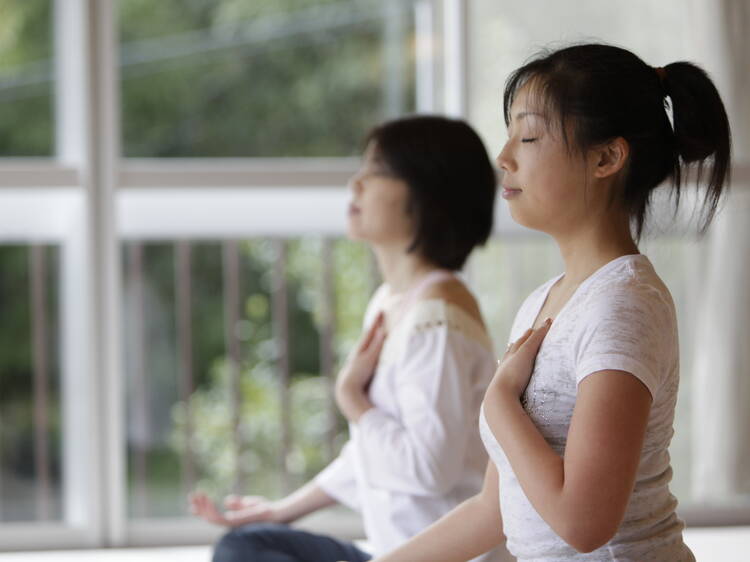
[
  {"left": 0, "top": 245, "right": 62, "bottom": 520},
  {"left": 1, "top": 0, "right": 415, "bottom": 156},
  {"left": 166, "top": 237, "right": 374, "bottom": 507},
  {"left": 0, "top": 0, "right": 53, "bottom": 155},
  {"left": 118, "top": 0, "right": 415, "bottom": 156}
]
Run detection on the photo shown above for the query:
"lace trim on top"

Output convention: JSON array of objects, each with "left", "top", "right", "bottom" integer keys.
[{"left": 379, "top": 298, "right": 494, "bottom": 366}]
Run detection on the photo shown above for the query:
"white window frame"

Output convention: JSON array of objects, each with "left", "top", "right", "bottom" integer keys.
[
  {"left": 0, "top": 0, "right": 460, "bottom": 549},
  {"left": 0, "top": 0, "right": 748, "bottom": 551}
]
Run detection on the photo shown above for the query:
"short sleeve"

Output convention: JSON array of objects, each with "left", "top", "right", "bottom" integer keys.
[{"left": 573, "top": 282, "right": 676, "bottom": 399}]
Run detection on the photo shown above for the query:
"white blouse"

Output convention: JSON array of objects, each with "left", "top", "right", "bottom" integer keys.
[{"left": 315, "top": 283, "right": 501, "bottom": 559}]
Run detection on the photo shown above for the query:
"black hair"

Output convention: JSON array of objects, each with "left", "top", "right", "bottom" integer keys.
[
  {"left": 366, "top": 115, "right": 497, "bottom": 270},
  {"left": 503, "top": 43, "right": 731, "bottom": 238}
]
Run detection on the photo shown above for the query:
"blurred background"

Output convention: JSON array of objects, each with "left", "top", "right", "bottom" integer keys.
[{"left": 0, "top": 0, "right": 748, "bottom": 557}]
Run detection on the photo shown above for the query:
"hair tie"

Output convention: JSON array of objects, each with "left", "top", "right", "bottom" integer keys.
[{"left": 654, "top": 66, "right": 675, "bottom": 131}]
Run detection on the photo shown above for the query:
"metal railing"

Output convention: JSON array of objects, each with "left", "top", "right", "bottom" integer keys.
[
  {"left": 0, "top": 244, "right": 59, "bottom": 523},
  {"left": 5, "top": 234, "right": 749, "bottom": 529},
  {"left": 120, "top": 237, "right": 362, "bottom": 516}
]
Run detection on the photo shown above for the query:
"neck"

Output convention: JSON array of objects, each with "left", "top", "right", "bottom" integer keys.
[
  {"left": 373, "top": 243, "right": 438, "bottom": 293},
  {"left": 553, "top": 212, "right": 639, "bottom": 287}
]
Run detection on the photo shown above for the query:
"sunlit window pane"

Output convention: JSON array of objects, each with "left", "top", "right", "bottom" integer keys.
[
  {"left": 0, "top": 244, "right": 62, "bottom": 522},
  {"left": 0, "top": 0, "right": 54, "bottom": 157},
  {"left": 118, "top": 0, "right": 416, "bottom": 157}
]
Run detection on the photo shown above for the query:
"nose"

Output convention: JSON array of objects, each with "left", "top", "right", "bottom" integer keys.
[{"left": 496, "top": 140, "right": 516, "bottom": 173}]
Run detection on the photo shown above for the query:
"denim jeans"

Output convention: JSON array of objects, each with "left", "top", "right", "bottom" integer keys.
[{"left": 212, "top": 523, "right": 372, "bottom": 562}]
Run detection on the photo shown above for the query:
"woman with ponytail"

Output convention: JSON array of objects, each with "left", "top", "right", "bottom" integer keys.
[{"left": 373, "top": 43, "right": 731, "bottom": 561}]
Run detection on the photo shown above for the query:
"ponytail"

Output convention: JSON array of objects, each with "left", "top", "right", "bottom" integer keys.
[
  {"left": 504, "top": 44, "right": 732, "bottom": 238},
  {"left": 662, "top": 62, "right": 731, "bottom": 231}
]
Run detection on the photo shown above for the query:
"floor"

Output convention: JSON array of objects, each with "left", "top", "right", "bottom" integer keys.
[{"left": 0, "top": 527, "right": 748, "bottom": 561}]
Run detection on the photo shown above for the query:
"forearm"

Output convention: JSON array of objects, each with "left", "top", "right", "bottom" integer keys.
[
  {"left": 273, "top": 481, "right": 338, "bottom": 524},
  {"left": 336, "top": 382, "right": 374, "bottom": 422},
  {"left": 352, "top": 408, "right": 462, "bottom": 495},
  {"left": 483, "top": 386, "right": 568, "bottom": 534},
  {"left": 374, "top": 494, "right": 504, "bottom": 562}
]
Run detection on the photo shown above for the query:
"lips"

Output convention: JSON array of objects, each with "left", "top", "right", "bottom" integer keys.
[
  {"left": 501, "top": 186, "right": 522, "bottom": 199},
  {"left": 348, "top": 203, "right": 361, "bottom": 215}
]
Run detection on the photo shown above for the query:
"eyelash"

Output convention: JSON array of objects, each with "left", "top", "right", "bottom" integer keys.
[{"left": 521, "top": 138, "right": 538, "bottom": 143}]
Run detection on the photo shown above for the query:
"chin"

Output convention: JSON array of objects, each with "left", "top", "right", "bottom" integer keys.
[
  {"left": 509, "top": 206, "right": 548, "bottom": 234},
  {"left": 508, "top": 204, "right": 531, "bottom": 228},
  {"left": 346, "top": 223, "right": 367, "bottom": 241}
]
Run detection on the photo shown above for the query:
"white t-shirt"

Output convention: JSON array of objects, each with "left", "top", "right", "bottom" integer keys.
[
  {"left": 480, "top": 254, "right": 695, "bottom": 561},
  {"left": 316, "top": 283, "right": 506, "bottom": 560}
]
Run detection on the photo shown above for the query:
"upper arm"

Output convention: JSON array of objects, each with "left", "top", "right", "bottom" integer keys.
[
  {"left": 557, "top": 282, "right": 672, "bottom": 549},
  {"left": 355, "top": 325, "right": 481, "bottom": 495},
  {"left": 574, "top": 282, "right": 675, "bottom": 399},
  {"left": 395, "top": 328, "right": 477, "bottom": 462},
  {"left": 562, "top": 370, "right": 652, "bottom": 544}
]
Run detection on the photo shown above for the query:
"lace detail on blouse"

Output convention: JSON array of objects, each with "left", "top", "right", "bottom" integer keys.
[{"left": 379, "top": 299, "right": 494, "bottom": 367}]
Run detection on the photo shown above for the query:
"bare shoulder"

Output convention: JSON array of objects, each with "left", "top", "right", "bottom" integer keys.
[{"left": 419, "top": 278, "right": 486, "bottom": 329}]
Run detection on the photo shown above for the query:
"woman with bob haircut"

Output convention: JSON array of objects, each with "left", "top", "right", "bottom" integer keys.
[
  {"left": 374, "top": 43, "right": 730, "bottom": 562},
  {"left": 191, "top": 115, "right": 509, "bottom": 562}
]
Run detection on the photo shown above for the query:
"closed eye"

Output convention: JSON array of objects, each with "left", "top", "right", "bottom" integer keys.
[{"left": 521, "top": 138, "right": 538, "bottom": 143}]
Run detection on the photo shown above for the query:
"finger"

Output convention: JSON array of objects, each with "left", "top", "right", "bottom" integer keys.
[
  {"left": 224, "top": 508, "right": 261, "bottom": 527},
  {"left": 243, "top": 495, "right": 266, "bottom": 503},
  {"left": 518, "top": 318, "right": 552, "bottom": 356},
  {"left": 366, "top": 323, "right": 387, "bottom": 359},
  {"left": 199, "top": 495, "right": 213, "bottom": 516},
  {"left": 360, "top": 313, "right": 383, "bottom": 349},
  {"left": 205, "top": 496, "right": 218, "bottom": 512},
  {"left": 188, "top": 493, "right": 203, "bottom": 513},
  {"left": 509, "top": 328, "right": 534, "bottom": 354},
  {"left": 194, "top": 496, "right": 212, "bottom": 519},
  {"left": 203, "top": 498, "right": 227, "bottom": 524},
  {"left": 192, "top": 493, "right": 206, "bottom": 514},
  {"left": 359, "top": 312, "right": 385, "bottom": 352},
  {"left": 191, "top": 500, "right": 207, "bottom": 517},
  {"left": 235, "top": 497, "right": 264, "bottom": 511},
  {"left": 206, "top": 510, "right": 229, "bottom": 526},
  {"left": 223, "top": 494, "right": 244, "bottom": 509}
]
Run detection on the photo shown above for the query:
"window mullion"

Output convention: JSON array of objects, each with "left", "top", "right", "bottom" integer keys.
[{"left": 56, "top": 0, "right": 126, "bottom": 548}]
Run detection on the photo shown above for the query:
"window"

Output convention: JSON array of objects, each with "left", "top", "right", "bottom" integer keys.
[
  {"left": 118, "top": 0, "right": 416, "bottom": 157},
  {"left": 121, "top": 236, "right": 375, "bottom": 518},
  {"left": 0, "top": 0, "right": 747, "bottom": 552},
  {"left": 0, "top": 244, "right": 62, "bottom": 522},
  {"left": 0, "top": 0, "right": 54, "bottom": 156}
]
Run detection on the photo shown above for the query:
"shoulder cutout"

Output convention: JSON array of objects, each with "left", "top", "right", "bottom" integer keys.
[{"left": 419, "top": 278, "right": 486, "bottom": 332}]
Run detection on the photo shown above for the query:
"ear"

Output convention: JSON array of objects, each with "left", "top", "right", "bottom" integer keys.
[{"left": 593, "top": 137, "right": 629, "bottom": 179}]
